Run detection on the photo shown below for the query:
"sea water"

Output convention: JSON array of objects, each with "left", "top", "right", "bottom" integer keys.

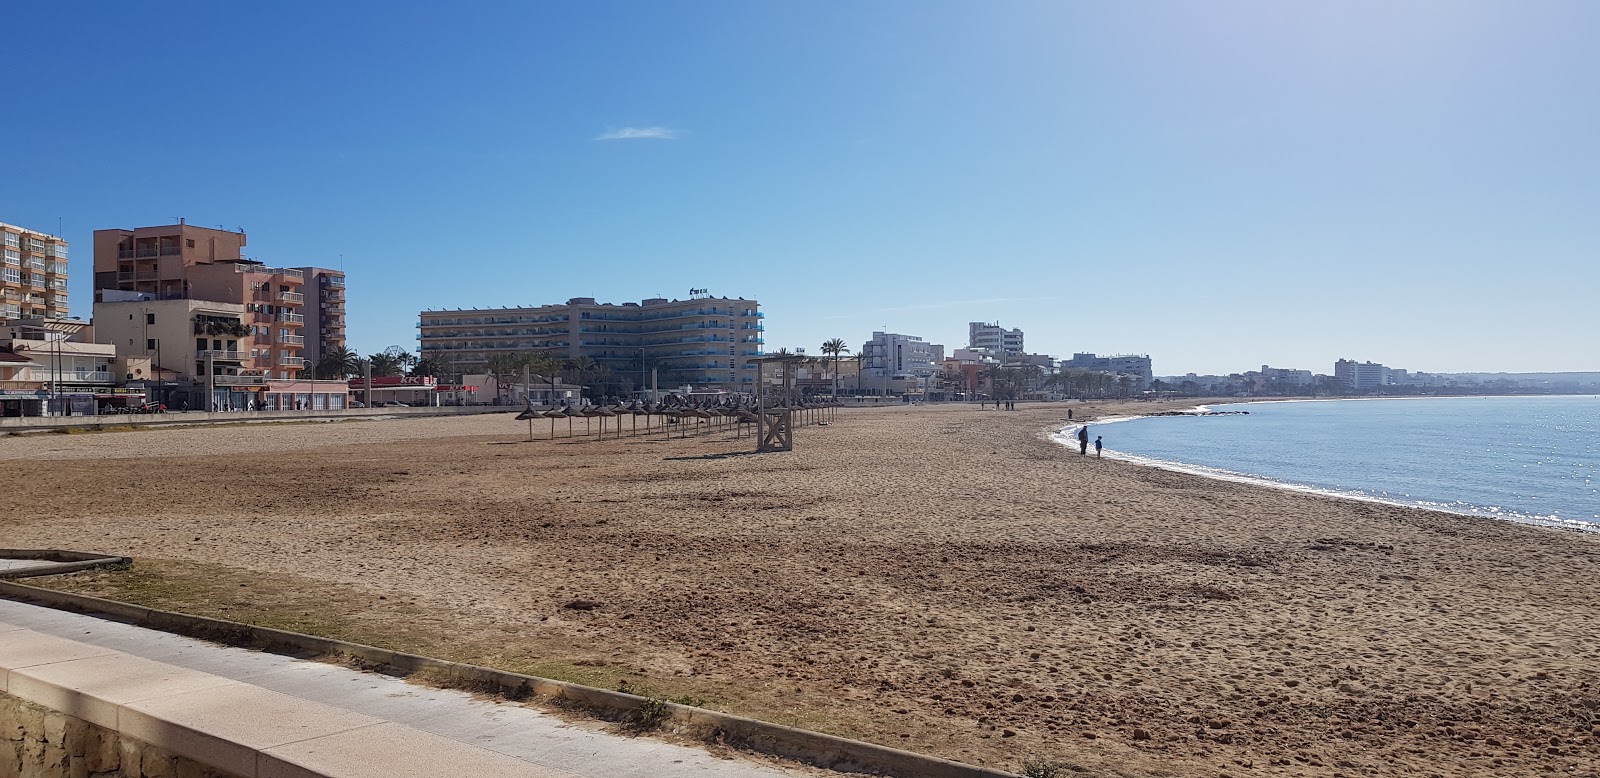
[{"left": 1059, "top": 395, "right": 1600, "bottom": 530}]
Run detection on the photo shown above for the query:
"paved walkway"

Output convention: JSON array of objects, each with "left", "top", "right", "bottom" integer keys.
[{"left": 0, "top": 597, "right": 802, "bottom": 778}]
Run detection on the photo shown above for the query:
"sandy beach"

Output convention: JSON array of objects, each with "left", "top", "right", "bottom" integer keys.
[{"left": 2, "top": 402, "right": 1597, "bottom": 776}]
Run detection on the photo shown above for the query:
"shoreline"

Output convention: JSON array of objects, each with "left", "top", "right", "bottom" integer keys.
[{"left": 1050, "top": 399, "right": 1600, "bottom": 534}]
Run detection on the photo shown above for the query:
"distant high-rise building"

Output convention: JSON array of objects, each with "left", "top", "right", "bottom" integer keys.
[
  {"left": 418, "top": 296, "right": 763, "bottom": 393},
  {"left": 1063, "top": 353, "right": 1154, "bottom": 388},
  {"left": 968, "top": 322, "right": 1024, "bottom": 354},
  {"left": 1, "top": 221, "right": 70, "bottom": 320},
  {"left": 92, "top": 222, "right": 309, "bottom": 380},
  {"left": 1334, "top": 359, "right": 1392, "bottom": 389},
  {"left": 298, "top": 267, "right": 346, "bottom": 373}
]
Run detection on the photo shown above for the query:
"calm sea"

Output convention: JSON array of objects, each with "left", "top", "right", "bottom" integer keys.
[{"left": 1058, "top": 395, "right": 1600, "bottom": 530}]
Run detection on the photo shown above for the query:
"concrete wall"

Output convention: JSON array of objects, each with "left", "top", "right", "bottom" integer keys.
[{"left": 1, "top": 693, "right": 240, "bottom": 778}]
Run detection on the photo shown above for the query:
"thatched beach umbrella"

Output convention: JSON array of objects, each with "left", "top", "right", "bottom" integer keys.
[
  {"left": 515, "top": 405, "right": 540, "bottom": 442},
  {"left": 561, "top": 404, "right": 580, "bottom": 438},
  {"left": 541, "top": 407, "right": 564, "bottom": 439},
  {"left": 626, "top": 403, "right": 649, "bottom": 436},
  {"left": 591, "top": 404, "right": 618, "bottom": 439},
  {"left": 735, "top": 408, "right": 759, "bottom": 438}
]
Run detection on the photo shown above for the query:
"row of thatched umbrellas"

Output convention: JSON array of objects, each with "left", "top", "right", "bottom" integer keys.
[{"left": 516, "top": 400, "right": 840, "bottom": 442}]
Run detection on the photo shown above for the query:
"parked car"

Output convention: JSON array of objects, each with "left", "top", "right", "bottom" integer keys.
[{"left": 379, "top": 401, "right": 410, "bottom": 407}]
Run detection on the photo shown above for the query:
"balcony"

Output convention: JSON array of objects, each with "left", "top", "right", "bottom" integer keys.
[
  {"left": 322, "top": 275, "right": 345, "bottom": 287},
  {"left": 197, "top": 350, "right": 245, "bottom": 361},
  {"left": 58, "top": 371, "right": 115, "bottom": 384},
  {"left": 135, "top": 247, "right": 161, "bottom": 258},
  {"left": 213, "top": 374, "right": 267, "bottom": 386},
  {"left": 277, "top": 292, "right": 304, "bottom": 304},
  {"left": 277, "top": 313, "right": 305, "bottom": 324},
  {"left": 278, "top": 334, "right": 305, "bottom": 345},
  {"left": 118, "top": 249, "right": 135, "bottom": 259},
  {"left": 279, "top": 356, "right": 303, "bottom": 366},
  {"left": 322, "top": 304, "right": 345, "bottom": 314}
]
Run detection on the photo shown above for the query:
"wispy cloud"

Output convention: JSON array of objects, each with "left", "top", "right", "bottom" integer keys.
[{"left": 594, "top": 126, "right": 678, "bottom": 141}]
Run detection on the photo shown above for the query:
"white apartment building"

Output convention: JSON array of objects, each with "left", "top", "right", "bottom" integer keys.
[
  {"left": 1334, "top": 359, "right": 1393, "bottom": 389},
  {"left": 1063, "top": 353, "right": 1154, "bottom": 388},
  {"left": 968, "top": 322, "right": 1023, "bottom": 354},
  {"left": 861, "top": 332, "right": 944, "bottom": 394},
  {"left": 1261, "top": 365, "right": 1314, "bottom": 386},
  {"left": 0, "top": 318, "right": 118, "bottom": 415}
]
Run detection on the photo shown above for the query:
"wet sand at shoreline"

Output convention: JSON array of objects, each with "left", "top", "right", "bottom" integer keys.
[{"left": 2, "top": 402, "right": 1597, "bottom": 776}]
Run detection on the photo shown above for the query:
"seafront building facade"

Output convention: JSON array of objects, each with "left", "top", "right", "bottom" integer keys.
[
  {"left": 0, "top": 318, "right": 120, "bottom": 415},
  {"left": 860, "top": 331, "right": 944, "bottom": 395},
  {"left": 94, "top": 298, "right": 266, "bottom": 409},
  {"left": 92, "top": 222, "right": 312, "bottom": 379},
  {"left": 1, "top": 221, "right": 70, "bottom": 320},
  {"left": 418, "top": 296, "right": 764, "bottom": 393}
]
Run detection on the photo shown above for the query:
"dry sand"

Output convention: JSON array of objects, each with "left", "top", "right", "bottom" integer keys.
[{"left": 2, "top": 402, "right": 1597, "bottom": 776}]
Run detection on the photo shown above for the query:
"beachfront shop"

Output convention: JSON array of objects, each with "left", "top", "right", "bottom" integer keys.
[
  {"left": 260, "top": 380, "right": 352, "bottom": 411},
  {"left": 348, "top": 375, "right": 455, "bottom": 407},
  {"left": 0, "top": 388, "right": 46, "bottom": 417}
]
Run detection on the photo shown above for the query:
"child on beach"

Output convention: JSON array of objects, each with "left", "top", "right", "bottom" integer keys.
[{"left": 1094, "top": 435, "right": 1102, "bottom": 458}]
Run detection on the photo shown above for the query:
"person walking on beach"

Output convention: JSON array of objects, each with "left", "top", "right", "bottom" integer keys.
[
  {"left": 1094, "top": 435, "right": 1103, "bottom": 458},
  {"left": 1077, "top": 425, "right": 1089, "bottom": 455}
]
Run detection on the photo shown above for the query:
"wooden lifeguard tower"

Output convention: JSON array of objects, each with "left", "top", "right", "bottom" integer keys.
[{"left": 753, "top": 354, "right": 807, "bottom": 453}]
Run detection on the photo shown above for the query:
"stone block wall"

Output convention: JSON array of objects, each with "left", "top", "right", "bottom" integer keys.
[{"left": 0, "top": 693, "right": 239, "bottom": 778}]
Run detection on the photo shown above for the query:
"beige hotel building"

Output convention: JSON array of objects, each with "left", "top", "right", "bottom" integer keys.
[{"left": 418, "top": 296, "right": 764, "bottom": 393}]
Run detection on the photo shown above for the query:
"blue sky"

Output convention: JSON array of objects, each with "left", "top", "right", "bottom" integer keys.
[{"left": 3, "top": 1, "right": 1596, "bottom": 374}]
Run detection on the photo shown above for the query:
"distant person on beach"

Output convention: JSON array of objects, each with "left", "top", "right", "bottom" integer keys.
[
  {"left": 1095, "top": 435, "right": 1103, "bottom": 458},
  {"left": 1077, "top": 425, "right": 1089, "bottom": 455},
  {"left": 1067, "top": 409, "right": 1073, "bottom": 420}
]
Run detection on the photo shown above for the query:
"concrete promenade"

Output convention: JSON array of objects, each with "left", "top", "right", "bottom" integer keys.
[
  {"left": 0, "top": 597, "right": 800, "bottom": 778},
  {"left": 0, "top": 404, "right": 511, "bottom": 433}
]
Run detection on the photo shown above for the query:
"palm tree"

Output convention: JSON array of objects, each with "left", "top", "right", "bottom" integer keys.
[
  {"left": 484, "top": 352, "right": 527, "bottom": 403},
  {"left": 316, "top": 345, "right": 361, "bottom": 380},
  {"left": 522, "top": 351, "right": 562, "bottom": 405},
  {"left": 566, "top": 356, "right": 599, "bottom": 400},
  {"left": 367, "top": 351, "right": 404, "bottom": 377},
  {"left": 820, "top": 338, "right": 849, "bottom": 398},
  {"left": 410, "top": 356, "right": 444, "bottom": 377}
]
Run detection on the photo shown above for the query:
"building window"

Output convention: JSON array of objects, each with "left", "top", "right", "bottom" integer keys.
[
  {"left": 186, "top": 239, "right": 195, "bottom": 248},
  {"left": 146, "top": 339, "right": 156, "bottom": 350},
  {"left": 2, "top": 233, "right": 17, "bottom": 248},
  {"left": 146, "top": 313, "right": 156, "bottom": 325}
]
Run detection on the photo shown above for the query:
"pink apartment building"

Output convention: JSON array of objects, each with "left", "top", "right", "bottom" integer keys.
[{"left": 92, "top": 221, "right": 315, "bottom": 380}]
